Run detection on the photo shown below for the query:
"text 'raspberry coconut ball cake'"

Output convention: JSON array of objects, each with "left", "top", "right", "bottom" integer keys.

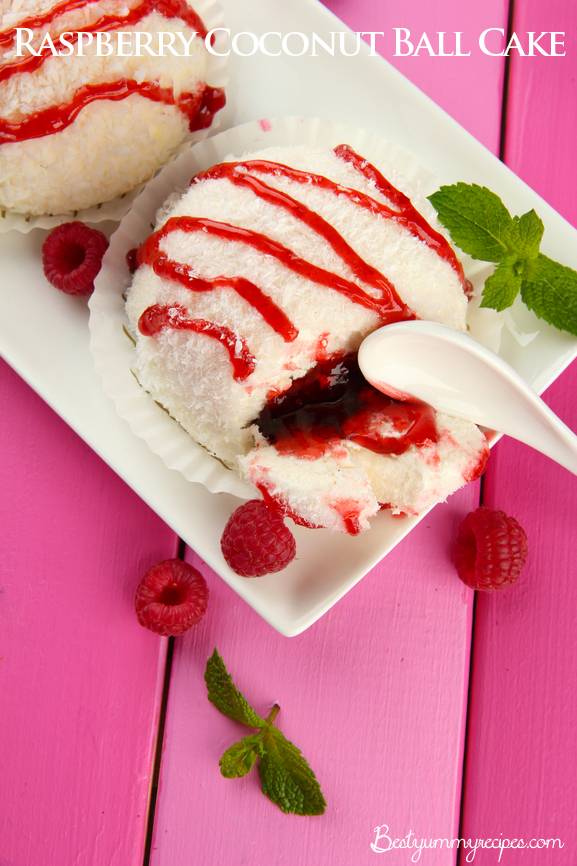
[
  {"left": 0, "top": 0, "right": 225, "bottom": 215},
  {"left": 126, "top": 143, "right": 490, "bottom": 534}
]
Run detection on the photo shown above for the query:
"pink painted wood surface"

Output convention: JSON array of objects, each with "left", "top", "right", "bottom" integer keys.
[
  {"left": 0, "top": 360, "right": 175, "bottom": 866},
  {"left": 151, "top": 500, "right": 477, "bottom": 866},
  {"left": 461, "top": 1, "right": 577, "bottom": 860},
  {"left": 323, "top": 0, "right": 508, "bottom": 152},
  {"left": 149, "top": 3, "right": 508, "bottom": 863}
]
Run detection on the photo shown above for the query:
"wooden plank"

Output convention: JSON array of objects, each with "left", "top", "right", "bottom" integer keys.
[
  {"left": 0, "top": 361, "right": 175, "bottom": 866},
  {"left": 323, "top": 0, "right": 507, "bottom": 152},
  {"left": 461, "top": 0, "right": 577, "bottom": 860},
  {"left": 150, "top": 2, "right": 509, "bottom": 863},
  {"left": 504, "top": 0, "right": 577, "bottom": 224}
]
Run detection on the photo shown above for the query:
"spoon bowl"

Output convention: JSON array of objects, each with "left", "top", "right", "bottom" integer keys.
[{"left": 358, "top": 321, "right": 577, "bottom": 476}]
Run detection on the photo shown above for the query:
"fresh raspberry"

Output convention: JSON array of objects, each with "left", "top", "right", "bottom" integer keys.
[
  {"left": 42, "top": 221, "right": 108, "bottom": 296},
  {"left": 135, "top": 559, "right": 208, "bottom": 636},
  {"left": 221, "top": 500, "right": 296, "bottom": 577},
  {"left": 453, "top": 506, "right": 528, "bottom": 591}
]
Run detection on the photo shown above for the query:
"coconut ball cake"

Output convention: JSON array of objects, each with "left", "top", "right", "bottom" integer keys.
[
  {"left": 0, "top": 0, "right": 224, "bottom": 215},
  {"left": 125, "top": 142, "right": 489, "bottom": 534}
]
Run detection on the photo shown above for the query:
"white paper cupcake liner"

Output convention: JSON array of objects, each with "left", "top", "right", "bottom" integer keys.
[
  {"left": 0, "top": 0, "right": 228, "bottom": 234},
  {"left": 88, "top": 114, "right": 505, "bottom": 500}
]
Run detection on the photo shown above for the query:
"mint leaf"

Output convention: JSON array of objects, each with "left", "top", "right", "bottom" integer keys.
[
  {"left": 428, "top": 183, "right": 514, "bottom": 262},
  {"left": 220, "top": 734, "right": 264, "bottom": 778},
  {"left": 258, "top": 727, "right": 326, "bottom": 816},
  {"left": 480, "top": 257, "right": 523, "bottom": 311},
  {"left": 521, "top": 254, "right": 577, "bottom": 336},
  {"left": 505, "top": 209, "right": 544, "bottom": 258},
  {"left": 205, "top": 649, "right": 266, "bottom": 728}
]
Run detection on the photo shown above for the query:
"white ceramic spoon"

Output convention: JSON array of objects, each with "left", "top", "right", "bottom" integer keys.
[{"left": 358, "top": 320, "right": 577, "bottom": 476}]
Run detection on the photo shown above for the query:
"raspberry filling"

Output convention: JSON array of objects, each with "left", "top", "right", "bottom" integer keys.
[{"left": 255, "top": 352, "right": 438, "bottom": 460}]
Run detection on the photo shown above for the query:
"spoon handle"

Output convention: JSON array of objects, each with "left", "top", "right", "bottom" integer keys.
[{"left": 502, "top": 388, "right": 577, "bottom": 476}]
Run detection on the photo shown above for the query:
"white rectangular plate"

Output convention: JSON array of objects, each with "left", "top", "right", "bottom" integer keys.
[{"left": 2, "top": 0, "right": 576, "bottom": 636}]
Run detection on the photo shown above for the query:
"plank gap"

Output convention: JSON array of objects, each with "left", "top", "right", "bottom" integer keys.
[
  {"left": 456, "top": 594, "right": 477, "bottom": 865},
  {"left": 498, "top": 0, "right": 516, "bottom": 160},
  {"left": 141, "top": 539, "right": 187, "bottom": 865},
  {"left": 142, "top": 637, "right": 175, "bottom": 866}
]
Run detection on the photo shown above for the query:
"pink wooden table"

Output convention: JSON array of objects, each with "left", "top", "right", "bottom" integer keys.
[{"left": 1, "top": 1, "right": 576, "bottom": 864}]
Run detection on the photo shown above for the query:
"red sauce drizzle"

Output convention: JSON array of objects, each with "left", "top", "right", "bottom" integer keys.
[
  {"left": 138, "top": 218, "right": 298, "bottom": 342},
  {"left": 334, "top": 144, "right": 470, "bottom": 293},
  {"left": 259, "top": 478, "right": 406, "bottom": 534},
  {"left": 138, "top": 304, "right": 255, "bottom": 382},
  {"left": 138, "top": 210, "right": 412, "bottom": 340},
  {"left": 464, "top": 446, "right": 489, "bottom": 482},
  {"left": 0, "top": 80, "right": 224, "bottom": 144},
  {"left": 197, "top": 161, "right": 410, "bottom": 320},
  {"left": 0, "top": 0, "right": 99, "bottom": 48},
  {"left": 256, "top": 482, "right": 322, "bottom": 530},
  {"left": 0, "top": 0, "right": 207, "bottom": 56},
  {"left": 258, "top": 481, "right": 363, "bottom": 534},
  {"left": 333, "top": 500, "right": 363, "bottom": 535},
  {"left": 191, "top": 85, "right": 225, "bottom": 131},
  {"left": 256, "top": 353, "right": 437, "bottom": 460},
  {"left": 0, "top": 0, "right": 224, "bottom": 143},
  {"left": 138, "top": 149, "right": 465, "bottom": 391},
  {"left": 196, "top": 152, "right": 469, "bottom": 294}
]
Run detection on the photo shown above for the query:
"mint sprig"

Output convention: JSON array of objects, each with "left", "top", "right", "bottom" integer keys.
[
  {"left": 428, "top": 184, "right": 577, "bottom": 336},
  {"left": 205, "top": 649, "right": 326, "bottom": 816}
]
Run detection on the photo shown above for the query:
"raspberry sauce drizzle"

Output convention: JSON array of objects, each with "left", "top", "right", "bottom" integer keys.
[
  {"left": 138, "top": 304, "right": 255, "bottom": 382},
  {"left": 260, "top": 478, "right": 364, "bottom": 536},
  {"left": 197, "top": 153, "right": 468, "bottom": 293},
  {"left": 138, "top": 209, "right": 412, "bottom": 340},
  {"left": 0, "top": 0, "right": 223, "bottom": 143},
  {"left": 0, "top": 80, "right": 224, "bottom": 144},
  {"left": 0, "top": 0, "right": 96, "bottom": 48},
  {"left": 138, "top": 148, "right": 466, "bottom": 382},
  {"left": 0, "top": 0, "right": 208, "bottom": 55},
  {"left": 334, "top": 144, "right": 469, "bottom": 293},
  {"left": 138, "top": 222, "right": 298, "bottom": 342},
  {"left": 256, "top": 482, "right": 323, "bottom": 530},
  {"left": 196, "top": 162, "right": 409, "bottom": 318},
  {"left": 333, "top": 501, "right": 362, "bottom": 536},
  {"left": 259, "top": 481, "right": 372, "bottom": 536}
]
